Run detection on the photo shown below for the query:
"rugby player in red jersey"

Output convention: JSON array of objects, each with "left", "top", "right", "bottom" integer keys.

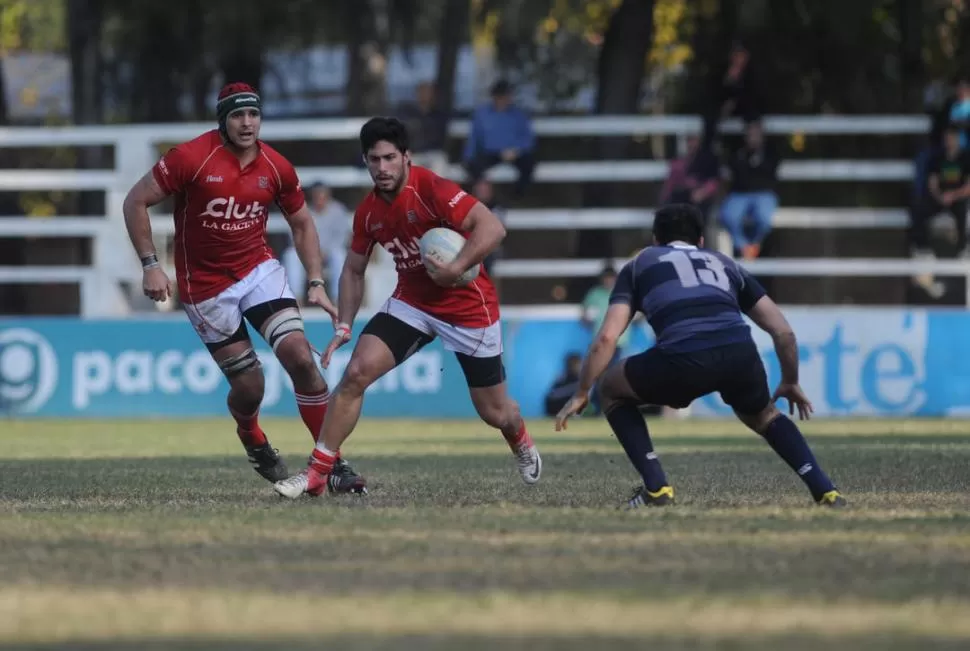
[
  {"left": 121, "top": 82, "right": 365, "bottom": 493},
  {"left": 274, "top": 117, "right": 542, "bottom": 498}
]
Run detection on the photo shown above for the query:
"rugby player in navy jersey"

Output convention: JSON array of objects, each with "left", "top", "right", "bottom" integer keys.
[{"left": 555, "top": 203, "right": 846, "bottom": 509}]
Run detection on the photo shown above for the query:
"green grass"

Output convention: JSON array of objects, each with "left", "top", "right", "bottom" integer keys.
[{"left": 2, "top": 417, "right": 970, "bottom": 650}]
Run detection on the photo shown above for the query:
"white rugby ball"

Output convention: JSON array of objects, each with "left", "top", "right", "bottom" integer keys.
[{"left": 419, "top": 227, "right": 480, "bottom": 286}]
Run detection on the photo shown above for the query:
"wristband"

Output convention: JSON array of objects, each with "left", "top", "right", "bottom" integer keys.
[
  {"left": 308, "top": 278, "right": 326, "bottom": 289},
  {"left": 335, "top": 322, "right": 351, "bottom": 337},
  {"left": 140, "top": 253, "right": 160, "bottom": 270}
]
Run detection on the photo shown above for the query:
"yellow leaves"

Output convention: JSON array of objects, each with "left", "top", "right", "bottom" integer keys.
[
  {"left": 650, "top": 0, "right": 692, "bottom": 70},
  {"left": 472, "top": 9, "right": 500, "bottom": 50}
]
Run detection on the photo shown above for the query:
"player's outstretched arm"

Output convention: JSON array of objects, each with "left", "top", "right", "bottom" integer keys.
[
  {"left": 746, "top": 296, "right": 797, "bottom": 384},
  {"left": 320, "top": 250, "right": 370, "bottom": 368},
  {"left": 556, "top": 303, "right": 632, "bottom": 430},
  {"left": 123, "top": 172, "right": 171, "bottom": 302},
  {"left": 123, "top": 172, "right": 167, "bottom": 260},
  {"left": 579, "top": 304, "right": 632, "bottom": 395},
  {"left": 283, "top": 204, "right": 326, "bottom": 285},
  {"left": 746, "top": 295, "right": 813, "bottom": 419}
]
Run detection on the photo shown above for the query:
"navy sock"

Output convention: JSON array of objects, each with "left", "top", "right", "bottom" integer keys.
[
  {"left": 605, "top": 402, "right": 668, "bottom": 492},
  {"left": 762, "top": 415, "right": 836, "bottom": 500}
]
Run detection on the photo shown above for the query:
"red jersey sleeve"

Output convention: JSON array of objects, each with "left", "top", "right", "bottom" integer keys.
[
  {"left": 429, "top": 174, "right": 480, "bottom": 229},
  {"left": 151, "top": 145, "right": 195, "bottom": 195},
  {"left": 274, "top": 156, "right": 306, "bottom": 216},
  {"left": 349, "top": 203, "right": 376, "bottom": 256}
]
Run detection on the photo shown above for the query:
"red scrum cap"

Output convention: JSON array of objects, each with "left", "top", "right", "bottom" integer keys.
[{"left": 216, "top": 82, "right": 261, "bottom": 137}]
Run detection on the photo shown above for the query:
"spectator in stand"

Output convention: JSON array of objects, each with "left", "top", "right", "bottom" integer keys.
[
  {"left": 702, "top": 40, "right": 765, "bottom": 147},
  {"left": 398, "top": 81, "right": 449, "bottom": 174},
  {"left": 719, "top": 41, "right": 764, "bottom": 122},
  {"left": 473, "top": 178, "right": 506, "bottom": 277},
  {"left": 282, "top": 182, "right": 351, "bottom": 302},
  {"left": 659, "top": 133, "right": 720, "bottom": 224},
  {"left": 543, "top": 352, "right": 583, "bottom": 417},
  {"left": 464, "top": 79, "right": 536, "bottom": 198},
  {"left": 719, "top": 119, "right": 781, "bottom": 260},
  {"left": 912, "top": 125, "right": 970, "bottom": 258},
  {"left": 948, "top": 76, "right": 970, "bottom": 150}
]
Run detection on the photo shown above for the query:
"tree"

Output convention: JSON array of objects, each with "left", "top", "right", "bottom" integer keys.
[
  {"left": 432, "top": 0, "right": 469, "bottom": 142},
  {"left": 570, "top": 0, "right": 655, "bottom": 299}
]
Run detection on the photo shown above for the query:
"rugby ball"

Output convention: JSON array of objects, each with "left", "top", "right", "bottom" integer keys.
[{"left": 419, "top": 227, "right": 480, "bottom": 286}]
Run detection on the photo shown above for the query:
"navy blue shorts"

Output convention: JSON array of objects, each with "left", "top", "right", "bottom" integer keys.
[{"left": 623, "top": 340, "right": 770, "bottom": 416}]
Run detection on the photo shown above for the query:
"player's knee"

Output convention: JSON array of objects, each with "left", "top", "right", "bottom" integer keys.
[
  {"left": 476, "top": 400, "right": 509, "bottom": 429},
  {"left": 229, "top": 368, "right": 264, "bottom": 408},
  {"left": 279, "top": 343, "right": 319, "bottom": 385},
  {"left": 470, "top": 388, "right": 513, "bottom": 429},
  {"left": 741, "top": 402, "right": 782, "bottom": 434},
  {"left": 340, "top": 358, "right": 379, "bottom": 396}
]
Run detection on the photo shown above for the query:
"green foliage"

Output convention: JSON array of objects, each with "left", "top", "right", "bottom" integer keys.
[{"left": 0, "top": 0, "right": 65, "bottom": 54}]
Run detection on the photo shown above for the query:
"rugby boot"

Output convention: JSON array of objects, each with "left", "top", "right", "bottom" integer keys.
[
  {"left": 244, "top": 440, "right": 289, "bottom": 483},
  {"left": 329, "top": 457, "right": 368, "bottom": 495},
  {"left": 274, "top": 457, "right": 367, "bottom": 499},
  {"left": 621, "top": 485, "right": 675, "bottom": 510},
  {"left": 513, "top": 441, "right": 542, "bottom": 485},
  {"left": 817, "top": 490, "right": 847, "bottom": 508}
]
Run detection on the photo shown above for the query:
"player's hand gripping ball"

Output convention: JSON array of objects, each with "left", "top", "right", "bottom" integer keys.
[{"left": 419, "top": 227, "right": 480, "bottom": 287}]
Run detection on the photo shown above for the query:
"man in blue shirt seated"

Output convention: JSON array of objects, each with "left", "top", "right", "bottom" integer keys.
[{"left": 464, "top": 79, "right": 536, "bottom": 198}]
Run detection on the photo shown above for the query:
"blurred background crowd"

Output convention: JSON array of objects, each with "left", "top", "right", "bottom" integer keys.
[{"left": 0, "top": 0, "right": 968, "bottom": 414}]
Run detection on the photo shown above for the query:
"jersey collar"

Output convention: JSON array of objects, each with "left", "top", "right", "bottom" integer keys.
[{"left": 668, "top": 240, "right": 697, "bottom": 250}]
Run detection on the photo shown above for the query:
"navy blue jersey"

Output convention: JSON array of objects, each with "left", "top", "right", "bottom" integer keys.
[{"left": 609, "top": 243, "right": 766, "bottom": 352}]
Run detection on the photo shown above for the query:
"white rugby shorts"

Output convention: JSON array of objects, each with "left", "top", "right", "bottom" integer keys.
[
  {"left": 380, "top": 296, "right": 502, "bottom": 358},
  {"left": 183, "top": 258, "right": 295, "bottom": 345}
]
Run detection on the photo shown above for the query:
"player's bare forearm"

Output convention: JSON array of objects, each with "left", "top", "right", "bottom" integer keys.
[
  {"left": 123, "top": 172, "right": 168, "bottom": 257},
  {"left": 773, "top": 331, "right": 799, "bottom": 384},
  {"left": 453, "top": 203, "right": 506, "bottom": 272},
  {"left": 746, "top": 296, "right": 798, "bottom": 383},
  {"left": 578, "top": 303, "right": 631, "bottom": 393},
  {"left": 286, "top": 206, "right": 325, "bottom": 281},
  {"left": 337, "top": 251, "right": 369, "bottom": 325},
  {"left": 578, "top": 334, "right": 617, "bottom": 394}
]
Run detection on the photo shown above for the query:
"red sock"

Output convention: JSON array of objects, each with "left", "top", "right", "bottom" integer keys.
[
  {"left": 502, "top": 419, "right": 532, "bottom": 451},
  {"left": 295, "top": 389, "right": 329, "bottom": 443},
  {"left": 230, "top": 405, "right": 267, "bottom": 447},
  {"left": 309, "top": 447, "right": 337, "bottom": 475}
]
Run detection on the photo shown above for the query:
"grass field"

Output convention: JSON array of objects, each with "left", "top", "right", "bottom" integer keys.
[{"left": 2, "top": 416, "right": 970, "bottom": 650}]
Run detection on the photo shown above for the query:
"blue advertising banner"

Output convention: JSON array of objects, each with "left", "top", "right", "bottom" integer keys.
[{"left": 1, "top": 308, "right": 969, "bottom": 419}]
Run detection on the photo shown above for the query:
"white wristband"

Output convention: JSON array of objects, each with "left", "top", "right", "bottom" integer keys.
[{"left": 335, "top": 322, "right": 351, "bottom": 337}]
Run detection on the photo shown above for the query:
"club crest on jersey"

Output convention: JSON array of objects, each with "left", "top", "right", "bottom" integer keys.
[
  {"left": 406, "top": 210, "right": 418, "bottom": 224},
  {"left": 258, "top": 176, "right": 269, "bottom": 189}
]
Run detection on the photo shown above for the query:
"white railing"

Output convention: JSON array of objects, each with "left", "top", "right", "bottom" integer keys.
[{"left": 0, "top": 114, "right": 934, "bottom": 316}]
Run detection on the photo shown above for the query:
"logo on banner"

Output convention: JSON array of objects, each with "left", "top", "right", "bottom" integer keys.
[{"left": 0, "top": 328, "right": 58, "bottom": 413}]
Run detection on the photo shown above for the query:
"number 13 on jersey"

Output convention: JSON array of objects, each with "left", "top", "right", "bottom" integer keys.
[{"left": 659, "top": 249, "right": 731, "bottom": 291}]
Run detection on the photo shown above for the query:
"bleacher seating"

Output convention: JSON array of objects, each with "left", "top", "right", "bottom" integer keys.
[{"left": 0, "top": 113, "right": 959, "bottom": 317}]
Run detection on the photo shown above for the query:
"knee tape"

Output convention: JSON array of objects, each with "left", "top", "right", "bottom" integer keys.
[
  {"left": 219, "top": 347, "right": 261, "bottom": 377},
  {"left": 260, "top": 307, "right": 305, "bottom": 352}
]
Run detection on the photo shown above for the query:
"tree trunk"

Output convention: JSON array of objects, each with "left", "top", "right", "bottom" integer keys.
[
  {"left": 345, "top": 0, "right": 388, "bottom": 116},
  {"left": 433, "top": 0, "right": 469, "bottom": 145},
  {"left": 571, "top": 0, "right": 655, "bottom": 300},
  {"left": 68, "top": 0, "right": 104, "bottom": 126},
  {"left": 897, "top": 0, "right": 924, "bottom": 113}
]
